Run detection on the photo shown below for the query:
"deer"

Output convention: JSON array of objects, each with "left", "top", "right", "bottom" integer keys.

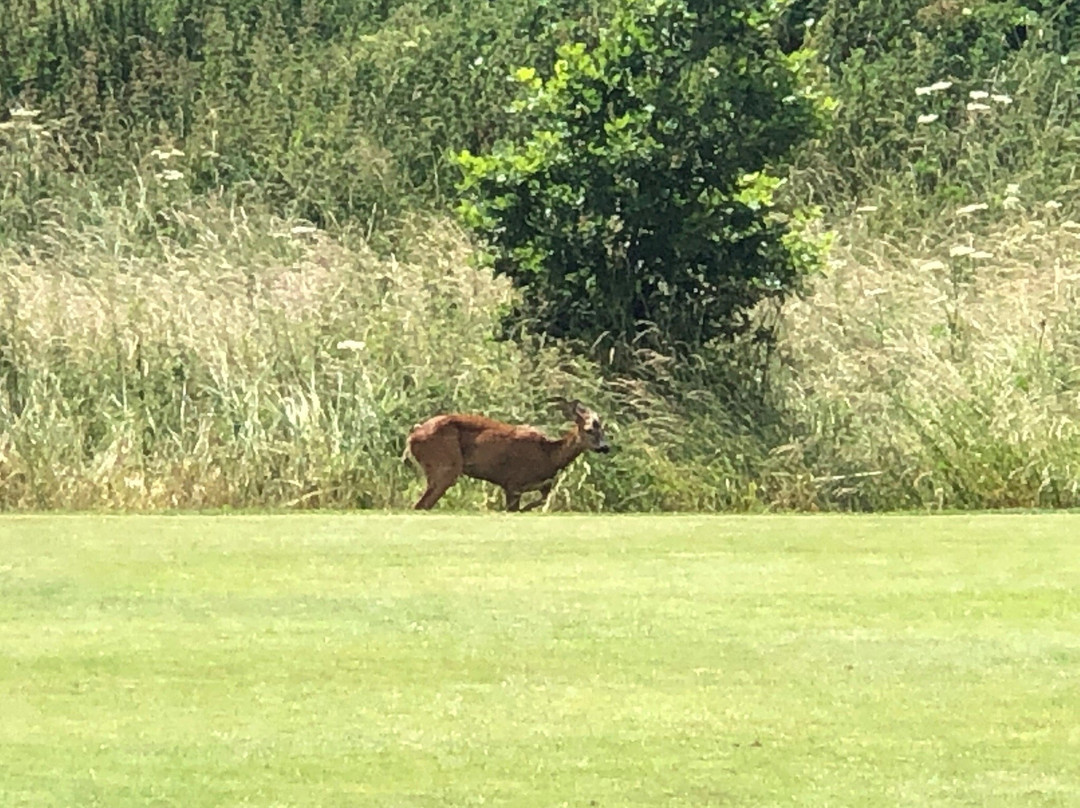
[{"left": 402, "top": 398, "right": 610, "bottom": 511}]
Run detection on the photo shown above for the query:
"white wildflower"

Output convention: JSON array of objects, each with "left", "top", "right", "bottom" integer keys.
[
  {"left": 914, "top": 80, "right": 953, "bottom": 96},
  {"left": 917, "top": 113, "right": 939, "bottom": 124},
  {"left": 10, "top": 106, "right": 41, "bottom": 119},
  {"left": 290, "top": 225, "right": 318, "bottom": 235},
  {"left": 336, "top": 339, "right": 366, "bottom": 351},
  {"left": 1045, "top": 200, "right": 1063, "bottom": 210},
  {"left": 856, "top": 205, "right": 878, "bottom": 213},
  {"left": 949, "top": 245, "right": 976, "bottom": 257},
  {"left": 156, "top": 169, "right": 184, "bottom": 182},
  {"left": 991, "top": 94, "right": 1013, "bottom": 105},
  {"left": 1003, "top": 196, "right": 1022, "bottom": 209},
  {"left": 1005, "top": 183, "right": 1021, "bottom": 195},
  {"left": 970, "top": 250, "right": 994, "bottom": 259},
  {"left": 956, "top": 203, "right": 988, "bottom": 215},
  {"left": 1062, "top": 220, "right": 1080, "bottom": 231},
  {"left": 150, "top": 147, "right": 184, "bottom": 161},
  {"left": 968, "top": 90, "right": 989, "bottom": 100},
  {"left": 966, "top": 102, "right": 991, "bottom": 112}
]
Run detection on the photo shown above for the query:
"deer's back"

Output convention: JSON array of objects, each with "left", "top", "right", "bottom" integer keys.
[{"left": 411, "top": 413, "right": 555, "bottom": 485}]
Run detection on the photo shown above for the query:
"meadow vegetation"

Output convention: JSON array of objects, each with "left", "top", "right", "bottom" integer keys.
[{"left": 3, "top": 0, "right": 1080, "bottom": 511}]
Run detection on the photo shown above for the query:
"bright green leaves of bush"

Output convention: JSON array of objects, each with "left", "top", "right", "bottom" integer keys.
[{"left": 456, "top": 0, "right": 827, "bottom": 366}]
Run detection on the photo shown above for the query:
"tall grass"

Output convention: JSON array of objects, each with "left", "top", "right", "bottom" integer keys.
[{"left": 777, "top": 206, "right": 1080, "bottom": 510}]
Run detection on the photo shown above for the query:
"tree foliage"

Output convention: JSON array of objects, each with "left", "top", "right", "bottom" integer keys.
[{"left": 456, "top": 0, "right": 827, "bottom": 364}]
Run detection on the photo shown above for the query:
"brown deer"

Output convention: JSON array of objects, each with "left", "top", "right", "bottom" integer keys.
[{"left": 402, "top": 399, "right": 610, "bottom": 511}]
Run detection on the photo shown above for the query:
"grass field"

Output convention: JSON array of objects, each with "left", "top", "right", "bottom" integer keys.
[{"left": 1, "top": 514, "right": 1078, "bottom": 806}]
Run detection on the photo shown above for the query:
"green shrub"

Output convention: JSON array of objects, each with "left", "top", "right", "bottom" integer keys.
[{"left": 456, "top": 0, "right": 828, "bottom": 365}]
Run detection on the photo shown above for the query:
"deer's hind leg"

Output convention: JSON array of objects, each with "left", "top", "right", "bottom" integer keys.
[{"left": 409, "top": 430, "right": 464, "bottom": 510}]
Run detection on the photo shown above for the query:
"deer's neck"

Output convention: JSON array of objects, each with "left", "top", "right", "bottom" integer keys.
[{"left": 547, "top": 428, "right": 587, "bottom": 472}]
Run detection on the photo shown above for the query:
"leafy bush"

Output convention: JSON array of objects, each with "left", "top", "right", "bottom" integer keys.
[{"left": 456, "top": 0, "right": 828, "bottom": 364}]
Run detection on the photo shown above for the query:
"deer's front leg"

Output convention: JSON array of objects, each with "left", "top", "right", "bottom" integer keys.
[
  {"left": 504, "top": 488, "right": 522, "bottom": 512},
  {"left": 521, "top": 480, "right": 554, "bottom": 512}
]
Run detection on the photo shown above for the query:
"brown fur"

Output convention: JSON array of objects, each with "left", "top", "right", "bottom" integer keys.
[{"left": 403, "top": 404, "right": 609, "bottom": 511}]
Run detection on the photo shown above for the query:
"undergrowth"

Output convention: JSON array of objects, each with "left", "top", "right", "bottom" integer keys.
[
  {"left": 4, "top": 103, "right": 1080, "bottom": 510},
  {"left": 4, "top": 0, "right": 1080, "bottom": 511}
]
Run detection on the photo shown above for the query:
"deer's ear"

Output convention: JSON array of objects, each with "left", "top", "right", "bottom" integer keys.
[
  {"left": 549, "top": 397, "right": 578, "bottom": 420},
  {"left": 572, "top": 402, "right": 593, "bottom": 423}
]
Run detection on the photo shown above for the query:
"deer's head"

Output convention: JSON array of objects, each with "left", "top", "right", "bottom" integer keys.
[{"left": 556, "top": 398, "right": 610, "bottom": 454}]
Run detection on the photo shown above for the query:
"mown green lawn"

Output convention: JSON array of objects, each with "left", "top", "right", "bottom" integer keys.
[{"left": 1, "top": 514, "right": 1078, "bottom": 807}]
